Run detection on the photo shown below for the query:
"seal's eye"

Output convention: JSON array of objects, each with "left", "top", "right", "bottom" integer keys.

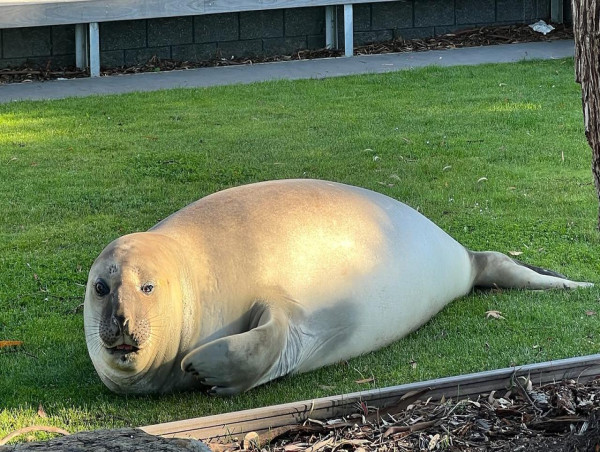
[
  {"left": 141, "top": 284, "right": 154, "bottom": 295},
  {"left": 94, "top": 280, "right": 109, "bottom": 296}
]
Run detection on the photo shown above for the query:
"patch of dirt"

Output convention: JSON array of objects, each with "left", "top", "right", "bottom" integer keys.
[
  {"left": 0, "top": 23, "right": 573, "bottom": 85},
  {"left": 211, "top": 377, "right": 600, "bottom": 451}
]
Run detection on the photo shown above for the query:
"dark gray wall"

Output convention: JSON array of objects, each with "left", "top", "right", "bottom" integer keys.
[{"left": 0, "top": 0, "right": 553, "bottom": 70}]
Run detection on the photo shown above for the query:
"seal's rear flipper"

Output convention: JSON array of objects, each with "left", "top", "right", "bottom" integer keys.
[
  {"left": 512, "top": 259, "right": 567, "bottom": 279},
  {"left": 470, "top": 251, "right": 593, "bottom": 290},
  {"left": 181, "top": 301, "right": 289, "bottom": 396}
]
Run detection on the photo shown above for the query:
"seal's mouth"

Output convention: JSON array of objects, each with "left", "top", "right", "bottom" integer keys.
[{"left": 107, "top": 344, "right": 140, "bottom": 355}]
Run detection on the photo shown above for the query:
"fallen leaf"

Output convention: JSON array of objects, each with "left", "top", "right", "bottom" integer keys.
[
  {"left": 384, "top": 420, "right": 438, "bottom": 438},
  {"left": 0, "top": 341, "right": 23, "bottom": 348},
  {"left": 519, "top": 376, "right": 533, "bottom": 392},
  {"left": 243, "top": 431, "right": 259, "bottom": 449},
  {"left": 355, "top": 377, "right": 374, "bottom": 384},
  {"left": 283, "top": 445, "right": 306, "bottom": 452},
  {"left": 508, "top": 251, "right": 523, "bottom": 256},
  {"left": 338, "top": 440, "right": 371, "bottom": 447},
  {"left": 586, "top": 310, "right": 597, "bottom": 316},
  {"left": 428, "top": 433, "right": 441, "bottom": 450},
  {"left": 325, "top": 418, "right": 345, "bottom": 426},
  {"left": 37, "top": 404, "right": 47, "bottom": 418},
  {"left": 496, "top": 397, "right": 512, "bottom": 408},
  {"left": 485, "top": 310, "right": 505, "bottom": 320},
  {"left": 305, "top": 437, "right": 334, "bottom": 452},
  {"left": 306, "top": 418, "right": 325, "bottom": 426}
]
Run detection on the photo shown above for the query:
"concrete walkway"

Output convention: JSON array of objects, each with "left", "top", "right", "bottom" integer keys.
[{"left": 0, "top": 40, "right": 574, "bottom": 104}]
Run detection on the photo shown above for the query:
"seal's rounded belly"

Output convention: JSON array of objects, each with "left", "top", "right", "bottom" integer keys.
[{"left": 83, "top": 179, "right": 592, "bottom": 395}]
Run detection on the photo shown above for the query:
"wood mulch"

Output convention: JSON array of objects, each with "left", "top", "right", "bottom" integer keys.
[
  {"left": 0, "top": 376, "right": 597, "bottom": 450},
  {"left": 211, "top": 377, "right": 600, "bottom": 452},
  {"left": 0, "top": 23, "right": 573, "bottom": 85}
]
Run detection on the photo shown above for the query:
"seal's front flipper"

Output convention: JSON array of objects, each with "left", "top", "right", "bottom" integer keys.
[
  {"left": 471, "top": 251, "right": 593, "bottom": 290},
  {"left": 181, "top": 301, "right": 289, "bottom": 396}
]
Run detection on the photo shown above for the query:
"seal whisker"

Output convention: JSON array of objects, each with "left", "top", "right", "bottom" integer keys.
[{"left": 146, "top": 333, "right": 165, "bottom": 345}]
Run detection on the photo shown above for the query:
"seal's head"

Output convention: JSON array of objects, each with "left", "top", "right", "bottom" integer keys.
[{"left": 84, "top": 232, "right": 192, "bottom": 394}]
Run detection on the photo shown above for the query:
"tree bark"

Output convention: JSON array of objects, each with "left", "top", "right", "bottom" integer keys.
[
  {"left": 0, "top": 428, "right": 211, "bottom": 452},
  {"left": 573, "top": 0, "right": 600, "bottom": 228}
]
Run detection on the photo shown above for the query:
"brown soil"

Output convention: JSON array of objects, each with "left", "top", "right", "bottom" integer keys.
[
  {"left": 211, "top": 377, "right": 600, "bottom": 452},
  {"left": 0, "top": 23, "right": 573, "bottom": 85}
]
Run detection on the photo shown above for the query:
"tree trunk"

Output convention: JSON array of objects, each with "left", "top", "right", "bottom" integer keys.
[
  {"left": 573, "top": 0, "right": 600, "bottom": 228},
  {"left": 0, "top": 428, "right": 211, "bottom": 452}
]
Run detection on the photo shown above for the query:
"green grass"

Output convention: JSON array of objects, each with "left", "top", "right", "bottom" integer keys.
[{"left": 1, "top": 58, "right": 600, "bottom": 440}]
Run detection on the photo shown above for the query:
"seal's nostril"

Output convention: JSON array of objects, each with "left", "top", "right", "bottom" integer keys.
[{"left": 112, "top": 315, "right": 127, "bottom": 333}]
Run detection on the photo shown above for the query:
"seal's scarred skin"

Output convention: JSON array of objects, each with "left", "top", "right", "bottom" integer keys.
[{"left": 83, "top": 179, "right": 592, "bottom": 395}]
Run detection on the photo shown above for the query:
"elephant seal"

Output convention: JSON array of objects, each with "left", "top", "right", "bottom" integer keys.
[{"left": 83, "top": 179, "right": 592, "bottom": 395}]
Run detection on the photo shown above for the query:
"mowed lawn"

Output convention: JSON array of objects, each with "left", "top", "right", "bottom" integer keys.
[{"left": 1, "top": 58, "right": 599, "bottom": 439}]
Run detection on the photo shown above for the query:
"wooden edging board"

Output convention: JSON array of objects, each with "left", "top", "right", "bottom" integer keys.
[{"left": 142, "top": 353, "right": 600, "bottom": 442}]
